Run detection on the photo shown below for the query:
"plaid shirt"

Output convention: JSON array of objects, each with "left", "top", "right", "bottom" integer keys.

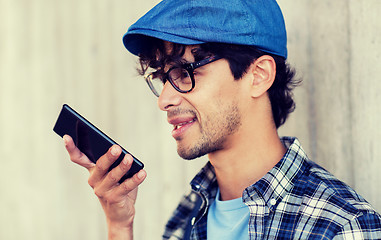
[{"left": 163, "top": 137, "right": 381, "bottom": 239}]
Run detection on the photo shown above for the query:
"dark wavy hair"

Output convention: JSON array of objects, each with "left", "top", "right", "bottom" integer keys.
[{"left": 137, "top": 38, "right": 300, "bottom": 128}]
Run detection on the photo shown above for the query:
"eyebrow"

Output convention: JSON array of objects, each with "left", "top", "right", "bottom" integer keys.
[{"left": 167, "top": 58, "right": 192, "bottom": 69}]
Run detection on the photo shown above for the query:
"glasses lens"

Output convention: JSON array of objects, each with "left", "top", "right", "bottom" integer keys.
[
  {"left": 168, "top": 67, "right": 193, "bottom": 92},
  {"left": 145, "top": 73, "right": 164, "bottom": 97}
]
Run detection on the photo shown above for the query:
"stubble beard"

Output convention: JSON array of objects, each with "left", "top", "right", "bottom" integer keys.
[{"left": 177, "top": 104, "right": 242, "bottom": 160}]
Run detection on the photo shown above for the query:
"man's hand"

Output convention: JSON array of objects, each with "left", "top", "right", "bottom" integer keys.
[{"left": 63, "top": 135, "right": 146, "bottom": 240}]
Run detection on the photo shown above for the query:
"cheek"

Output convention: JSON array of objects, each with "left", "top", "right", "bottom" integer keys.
[
  {"left": 200, "top": 76, "right": 238, "bottom": 100},
  {"left": 193, "top": 82, "right": 240, "bottom": 123},
  {"left": 186, "top": 62, "right": 242, "bottom": 120}
]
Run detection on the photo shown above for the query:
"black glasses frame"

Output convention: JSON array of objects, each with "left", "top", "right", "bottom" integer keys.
[{"left": 145, "top": 55, "right": 222, "bottom": 97}]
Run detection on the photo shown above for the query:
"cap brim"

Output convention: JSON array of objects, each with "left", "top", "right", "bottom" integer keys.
[{"left": 123, "top": 30, "right": 205, "bottom": 56}]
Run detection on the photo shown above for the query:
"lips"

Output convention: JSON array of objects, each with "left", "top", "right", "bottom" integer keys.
[
  {"left": 173, "top": 119, "right": 196, "bottom": 130},
  {"left": 168, "top": 116, "right": 197, "bottom": 139}
]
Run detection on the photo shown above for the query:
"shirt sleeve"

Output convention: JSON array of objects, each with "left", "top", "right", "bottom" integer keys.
[{"left": 333, "top": 212, "right": 381, "bottom": 239}]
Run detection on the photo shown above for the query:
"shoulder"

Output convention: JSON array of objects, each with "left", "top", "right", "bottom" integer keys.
[
  {"left": 303, "top": 161, "right": 373, "bottom": 215},
  {"left": 292, "top": 160, "right": 381, "bottom": 238},
  {"left": 334, "top": 211, "right": 381, "bottom": 239}
]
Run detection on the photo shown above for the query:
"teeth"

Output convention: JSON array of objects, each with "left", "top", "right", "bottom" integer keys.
[{"left": 174, "top": 119, "right": 195, "bottom": 130}]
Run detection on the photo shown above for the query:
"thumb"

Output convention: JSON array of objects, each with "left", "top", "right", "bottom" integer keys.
[{"left": 63, "top": 135, "right": 95, "bottom": 170}]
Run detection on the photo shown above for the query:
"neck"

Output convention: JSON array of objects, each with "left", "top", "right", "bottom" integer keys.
[{"left": 208, "top": 101, "right": 286, "bottom": 201}]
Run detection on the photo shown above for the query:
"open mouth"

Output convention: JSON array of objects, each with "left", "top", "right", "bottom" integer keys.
[
  {"left": 171, "top": 117, "right": 197, "bottom": 139},
  {"left": 173, "top": 118, "right": 196, "bottom": 130}
]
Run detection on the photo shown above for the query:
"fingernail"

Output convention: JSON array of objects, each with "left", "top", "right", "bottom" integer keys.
[
  {"left": 63, "top": 135, "right": 68, "bottom": 145},
  {"left": 122, "top": 156, "right": 128, "bottom": 165},
  {"left": 123, "top": 155, "right": 131, "bottom": 165},
  {"left": 137, "top": 171, "right": 146, "bottom": 180},
  {"left": 111, "top": 146, "right": 119, "bottom": 156}
]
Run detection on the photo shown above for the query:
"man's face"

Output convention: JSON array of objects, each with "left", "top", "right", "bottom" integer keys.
[{"left": 158, "top": 45, "right": 245, "bottom": 160}]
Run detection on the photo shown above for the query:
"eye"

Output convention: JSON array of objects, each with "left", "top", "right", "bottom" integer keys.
[
  {"left": 180, "top": 70, "right": 191, "bottom": 80},
  {"left": 168, "top": 68, "right": 190, "bottom": 81}
]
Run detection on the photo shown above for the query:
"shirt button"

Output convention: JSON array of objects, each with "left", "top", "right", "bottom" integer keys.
[{"left": 270, "top": 199, "right": 277, "bottom": 206}]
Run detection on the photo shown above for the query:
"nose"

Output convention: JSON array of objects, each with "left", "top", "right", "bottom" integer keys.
[{"left": 158, "top": 81, "right": 182, "bottom": 111}]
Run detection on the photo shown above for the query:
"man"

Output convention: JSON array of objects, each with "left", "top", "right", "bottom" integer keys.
[{"left": 63, "top": 0, "right": 381, "bottom": 239}]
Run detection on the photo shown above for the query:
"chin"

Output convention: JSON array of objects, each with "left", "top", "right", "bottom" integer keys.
[
  {"left": 177, "top": 148, "right": 203, "bottom": 160},
  {"left": 177, "top": 142, "right": 222, "bottom": 160},
  {"left": 177, "top": 144, "right": 206, "bottom": 160}
]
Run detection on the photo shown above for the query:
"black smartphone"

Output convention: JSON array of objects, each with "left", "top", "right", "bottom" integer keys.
[{"left": 53, "top": 104, "right": 144, "bottom": 183}]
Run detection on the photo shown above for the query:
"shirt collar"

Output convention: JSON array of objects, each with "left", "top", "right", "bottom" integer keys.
[
  {"left": 190, "top": 161, "right": 217, "bottom": 194},
  {"left": 189, "top": 137, "right": 309, "bottom": 210},
  {"left": 243, "top": 137, "right": 309, "bottom": 210}
]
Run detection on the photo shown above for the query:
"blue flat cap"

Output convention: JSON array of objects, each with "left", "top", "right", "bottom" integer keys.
[{"left": 123, "top": 0, "right": 287, "bottom": 58}]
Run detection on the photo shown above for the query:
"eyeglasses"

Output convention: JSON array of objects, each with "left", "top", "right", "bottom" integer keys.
[{"left": 144, "top": 55, "right": 222, "bottom": 97}]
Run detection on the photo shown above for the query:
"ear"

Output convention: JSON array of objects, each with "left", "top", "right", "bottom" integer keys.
[{"left": 248, "top": 55, "right": 276, "bottom": 98}]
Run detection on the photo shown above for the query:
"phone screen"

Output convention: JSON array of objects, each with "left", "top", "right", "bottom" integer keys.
[{"left": 53, "top": 104, "right": 144, "bottom": 182}]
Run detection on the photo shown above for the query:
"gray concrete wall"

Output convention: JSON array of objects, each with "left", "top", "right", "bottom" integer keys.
[{"left": 0, "top": 0, "right": 380, "bottom": 239}]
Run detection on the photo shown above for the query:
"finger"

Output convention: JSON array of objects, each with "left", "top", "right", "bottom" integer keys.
[
  {"left": 63, "top": 135, "right": 95, "bottom": 169},
  {"left": 99, "top": 169, "right": 146, "bottom": 203},
  {"left": 115, "top": 169, "right": 147, "bottom": 198},
  {"left": 94, "top": 154, "right": 136, "bottom": 192},
  {"left": 89, "top": 145, "right": 122, "bottom": 185},
  {"left": 93, "top": 160, "right": 146, "bottom": 202}
]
